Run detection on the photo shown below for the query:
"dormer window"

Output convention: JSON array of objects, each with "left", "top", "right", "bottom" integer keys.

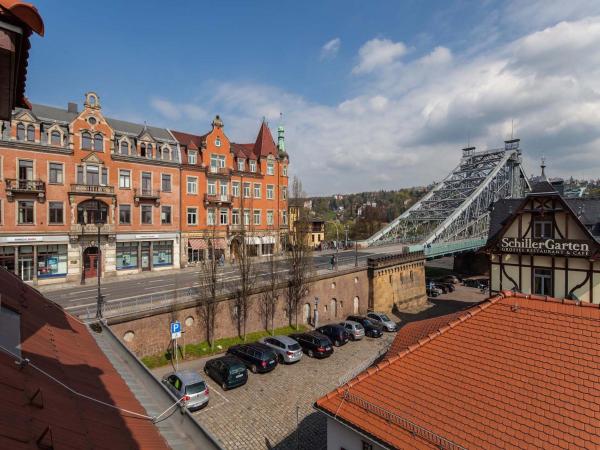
[
  {"left": 94, "top": 133, "right": 103, "bottom": 151},
  {"left": 120, "top": 140, "right": 130, "bottom": 155},
  {"left": 162, "top": 146, "right": 171, "bottom": 160},
  {"left": 250, "top": 160, "right": 257, "bottom": 172},
  {"left": 237, "top": 158, "right": 245, "bottom": 171},
  {"left": 147, "top": 144, "right": 153, "bottom": 159},
  {"left": 189, "top": 150, "right": 197, "bottom": 165},
  {"left": 16, "top": 123, "right": 25, "bottom": 140},
  {"left": 140, "top": 143, "right": 146, "bottom": 157},
  {"left": 82, "top": 132, "right": 92, "bottom": 150},
  {"left": 267, "top": 160, "right": 274, "bottom": 175},
  {"left": 215, "top": 137, "right": 221, "bottom": 147},
  {"left": 88, "top": 117, "right": 97, "bottom": 125},
  {"left": 26, "top": 125, "right": 35, "bottom": 142},
  {"left": 51, "top": 130, "right": 61, "bottom": 146}
]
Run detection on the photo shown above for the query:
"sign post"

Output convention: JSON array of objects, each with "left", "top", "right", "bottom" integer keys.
[{"left": 170, "top": 321, "right": 182, "bottom": 371}]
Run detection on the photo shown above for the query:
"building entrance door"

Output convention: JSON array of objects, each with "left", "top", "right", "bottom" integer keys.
[
  {"left": 83, "top": 247, "right": 99, "bottom": 279},
  {"left": 19, "top": 257, "right": 34, "bottom": 281},
  {"left": 141, "top": 241, "right": 151, "bottom": 271}
]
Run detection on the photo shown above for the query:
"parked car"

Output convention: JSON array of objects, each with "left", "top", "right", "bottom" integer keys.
[
  {"left": 316, "top": 324, "right": 349, "bottom": 347},
  {"left": 339, "top": 320, "right": 365, "bottom": 341},
  {"left": 442, "top": 275, "right": 461, "bottom": 284},
  {"left": 436, "top": 281, "right": 455, "bottom": 292},
  {"left": 427, "top": 286, "right": 442, "bottom": 297},
  {"left": 427, "top": 279, "right": 449, "bottom": 294},
  {"left": 227, "top": 343, "right": 278, "bottom": 374},
  {"left": 162, "top": 370, "right": 209, "bottom": 411},
  {"left": 289, "top": 331, "right": 334, "bottom": 358},
  {"left": 367, "top": 312, "right": 398, "bottom": 332},
  {"left": 259, "top": 335, "right": 303, "bottom": 364},
  {"left": 203, "top": 355, "right": 248, "bottom": 390},
  {"left": 346, "top": 315, "right": 384, "bottom": 338}
]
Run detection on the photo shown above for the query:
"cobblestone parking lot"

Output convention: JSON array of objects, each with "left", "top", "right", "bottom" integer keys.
[{"left": 153, "top": 331, "right": 396, "bottom": 449}]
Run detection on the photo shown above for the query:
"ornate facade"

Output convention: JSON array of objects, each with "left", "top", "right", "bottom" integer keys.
[{"left": 0, "top": 92, "right": 289, "bottom": 284}]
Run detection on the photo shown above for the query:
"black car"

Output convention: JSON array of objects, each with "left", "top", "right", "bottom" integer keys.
[
  {"left": 346, "top": 315, "right": 383, "bottom": 338},
  {"left": 316, "top": 324, "right": 349, "bottom": 347},
  {"left": 226, "top": 343, "right": 278, "bottom": 374},
  {"left": 289, "top": 331, "right": 334, "bottom": 358},
  {"left": 203, "top": 355, "right": 248, "bottom": 390}
]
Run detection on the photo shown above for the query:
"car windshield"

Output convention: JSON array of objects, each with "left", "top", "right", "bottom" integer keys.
[
  {"left": 288, "top": 343, "right": 301, "bottom": 351},
  {"left": 229, "top": 365, "right": 245, "bottom": 375},
  {"left": 319, "top": 338, "right": 331, "bottom": 346},
  {"left": 185, "top": 381, "right": 206, "bottom": 395},
  {"left": 355, "top": 323, "right": 364, "bottom": 330},
  {"left": 381, "top": 314, "right": 391, "bottom": 321}
]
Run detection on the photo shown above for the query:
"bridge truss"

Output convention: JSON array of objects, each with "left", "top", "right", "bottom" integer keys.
[{"left": 366, "top": 140, "right": 530, "bottom": 248}]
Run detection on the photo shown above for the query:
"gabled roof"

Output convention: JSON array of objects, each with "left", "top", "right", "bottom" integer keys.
[
  {"left": 170, "top": 130, "right": 208, "bottom": 150},
  {"left": 230, "top": 142, "right": 255, "bottom": 159},
  {"left": 0, "top": 267, "right": 169, "bottom": 449},
  {"left": 316, "top": 291, "right": 600, "bottom": 449},
  {"left": 252, "top": 121, "right": 278, "bottom": 157}
]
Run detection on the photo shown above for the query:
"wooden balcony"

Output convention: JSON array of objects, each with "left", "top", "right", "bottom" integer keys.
[
  {"left": 134, "top": 188, "right": 161, "bottom": 205},
  {"left": 204, "top": 193, "right": 231, "bottom": 205},
  {"left": 69, "top": 183, "right": 115, "bottom": 196},
  {"left": 5, "top": 178, "right": 45, "bottom": 202}
]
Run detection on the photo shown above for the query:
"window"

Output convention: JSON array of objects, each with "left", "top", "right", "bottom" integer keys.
[
  {"left": 282, "top": 210, "right": 288, "bottom": 226},
  {"left": 232, "top": 182, "right": 240, "bottom": 197},
  {"left": 267, "top": 210, "right": 274, "bottom": 226},
  {"left": 220, "top": 208, "right": 228, "bottom": 225},
  {"left": 254, "top": 183, "right": 261, "bottom": 198},
  {"left": 207, "top": 208, "right": 215, "bottom": 226},
  {"left": 94, "top": 133, "right": 103, "bottom": 151},
  {"left": 82, "top": 132, "right": 92, "bottom": 150},
  {"left": 101, "top": 167, "right": 108, "bottom": 185},
  {"left": 18, "top": 201, "right": 34, "bottom": 224},
  {"left": 120, "top": 140, "right": 129, "bottom": 155},
  {"left": 27, "top": 125, "right": 35, "bottom": 142},
  {"left": 140, "top": 143, "right": 147, "bottom": 157},
  {"left": 77, "top": 200, "right": 108, "bottom": 224},
  {"left": 49, "top": 163, "right": 63, "bottom": 184},
  {"left": 18, "top": 160, "right": 33, "bottom": 180},
  {"left": 362, "top": 441, "right": 374, "bottom": 450},
  {"left": 215, "top": 137, "right": 221, "bottom": 147},
  {"left": 249, "top": 160, "right": 257, "bottom": 172},
  {"left": 162, "top": 146, "right": 171, "bottom": 160},
  {"left": 253, "top": 209, "right": 261, "bottom": 225},
  {"left": 266, "top": 185, "right": 274, "bottom": 199},
  {"left": 207, "top": 180, "right": 217, "bottom": 195},
  {"left": 119, "top": 205, "right": 131, "bottom": 224},
  {"left": 147, "top": 144, "right": 153, "bottom": 159},
  {"left": 76, "top": 165, "right": 84, "bottom": 184},
  {"left": 237, "top": 159, "right": 245, "bottom": 171},
  {"left": 17, "top": 123, "right": 25, "bottom": 140},
  {"left": 220, "top": 182, "right": 228, "bottom": 198},
  {"left": 243, "top": 209, "right": 250, "bottom": 225},
  {"left": 267, "top": 160, "right": 274, "bottom": 175},
  {"left": 161, "top": 174, "right": 172, "bottom": 192},
  {"left": 210, "top": 154, "right": 226, "bottom": 171},
  {"left": 141, "top": 205, "right": 153, "bottom": 224},
  {"left": 119, "top": 170, "right": 131, "bottom": 189},
  {"left": 48, "top": 202, "right": 63, "bottom": 224},
  {"left": 533, "top": 218, "right": 553, "bottom": 239},
  {"left": 232, "top": 209, "right": 240, "bottom": 225},
  {"left": 117, "top": 242, "right": 138, "bottom": 270},
  {"left": 243, "top": 182, "right": 251, "bottom": 198},
  {"left": 282, "top": 186, "right": 288, "bottom": 200},
  {"left": 187, "top": 176, "right": 198, "bottom": 194},
  {"left": 187, "top": 207, "right": 197, "bottom": 225},
  {"left": 37, "top": 245, "right": 67, "bottom": 278},
  {"left": 534, "top": 268, "right": 553, "bottom": 296},
  {"left": 50, "top": 130, "right": 61, "bottom": 146},
  {"left": 0, "top": 200, "right": 2, "bottom": 225},
  {"left": 153, "top": 240, "right": 173, "bottom": 266},
  {"left": 161, "top": 206, "right": 172, "bottom": 225},
  {"left": 188, "top": 150, "right": 197, "bottom": 164},
  {"left": 283, "top": 165, "right": 288, "bottom": 176},
  {"left": 141, "top": 172, "right": 152, "bottom": 194},
  {"left": 85, "top": 165, "right": 99, "bottom": 185}
]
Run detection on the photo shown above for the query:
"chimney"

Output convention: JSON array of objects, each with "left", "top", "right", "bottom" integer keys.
[{"left": 67, "top": 102, "right": 78, "bottom": 114}]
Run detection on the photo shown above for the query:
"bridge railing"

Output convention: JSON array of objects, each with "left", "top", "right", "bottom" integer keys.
[{"left": 409, "top": 238, "right": 487, "bottom": 259}]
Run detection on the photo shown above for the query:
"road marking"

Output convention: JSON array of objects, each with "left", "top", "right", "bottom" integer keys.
[
  {"left": 144, "top": 282, "right": 176, "bottom": 290},
  {"left": 147, "top": 279, "right": 168, "bottom": 283}
]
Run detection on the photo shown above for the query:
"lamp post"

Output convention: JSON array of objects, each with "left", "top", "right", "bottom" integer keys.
[
  {"left": 313, "top": 297, "right": 319, "bottom": 328},
  {"left": 95, "top": 199, "right": 105, "bottom": 320}
]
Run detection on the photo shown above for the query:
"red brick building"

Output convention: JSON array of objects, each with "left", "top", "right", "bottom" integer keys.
[{"left": 0, "top": 92, "right": 289, "bottom": 284}]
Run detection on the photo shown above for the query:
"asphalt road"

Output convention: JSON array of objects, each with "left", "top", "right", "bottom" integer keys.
[{"left": 45, "top": 250, "right": 378, "bottom": 316}]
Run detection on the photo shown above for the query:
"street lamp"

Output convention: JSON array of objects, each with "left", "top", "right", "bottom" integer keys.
[
  {"left": 95, "top": 199, "right": 106, "bottom": 320},
  {"left": 313, "top": 297, "right": 319, "bottom": 328}
]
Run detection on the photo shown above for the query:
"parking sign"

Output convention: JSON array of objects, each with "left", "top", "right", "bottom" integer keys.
[{"left": 170, "top": 321, "right": 182, "bottom": 339}]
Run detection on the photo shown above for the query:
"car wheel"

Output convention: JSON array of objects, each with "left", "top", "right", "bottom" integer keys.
[
  {"left": 251, "top": 364, "right": 258, "bottom": 374},
  {"left": 334, "top": 340, "right": 340, "bottom": 347},
  {"left": 221, "top": 382, "right": 227, "bottom": 391},
  {"left": 203, "top": 366, "right": 208, "bottom": 374},
  {"left": 308, "top": 349, "right": 314, "bottom": 358},
  {"left": 278, "top": 354, "right": 284, "bottom": 364}
]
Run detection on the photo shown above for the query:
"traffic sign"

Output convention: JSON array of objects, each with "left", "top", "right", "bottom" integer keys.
[{"left": 170, "top": 321, "right": 182, "bottom": 339}]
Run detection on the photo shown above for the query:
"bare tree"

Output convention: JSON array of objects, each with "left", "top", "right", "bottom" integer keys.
[
  {"left": 196, "top": 224, "right": 222, "bottom": 349},
  {"left": 285, "top": 176, "right": 314, "bottom": 329},
  {"left": 259, "top": 228, "right": 282, "bottom": 335}
]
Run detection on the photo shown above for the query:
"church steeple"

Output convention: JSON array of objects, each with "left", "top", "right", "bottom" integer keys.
[{"left": 541, "top": 157, "right": 547, "bottom": 180}]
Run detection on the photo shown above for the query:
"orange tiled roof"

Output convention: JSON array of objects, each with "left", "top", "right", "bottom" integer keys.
[
  {"left": 316, "top": 291, "right": 600, "bottom": 450},
  {"left": 252, "top": 121, "right": 278, "bottom": 157},
  {"left": 0, "top": 268, "right": 169, "bottom": 449}
]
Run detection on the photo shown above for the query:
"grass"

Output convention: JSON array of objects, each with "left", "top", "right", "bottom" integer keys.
[{"left": 141, "top": 324, "right": 307, "bottom": 369}]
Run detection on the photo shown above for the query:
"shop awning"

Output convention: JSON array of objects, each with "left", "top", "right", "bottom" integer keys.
[
  {"left": 261, "top": 236, "right": 276, "bottom": 244},
  {"left": 210, "top": 238, "right": 227, "bottom": 249},
  {"left": 188, "top": 239, "right": 207, "bottom": 250},
  {"left": 244, "top": 236, "right": 261, "bottom": 245}
]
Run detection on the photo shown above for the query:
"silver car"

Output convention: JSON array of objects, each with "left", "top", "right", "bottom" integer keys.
[
  {"left": 162, "top": 370, "right": 209, "bottom": 411},
  {"left": 259, "top": 335, "right": 303, "bottom": 364},
  {"left": 340, "top": 320, "right": 365, "bottom": 340},
  {"left": 367, "top": 312, "right": 398, "bottom": 332}
]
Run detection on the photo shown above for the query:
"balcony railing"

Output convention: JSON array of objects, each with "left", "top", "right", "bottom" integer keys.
[
  {"left": 5, "top": 178, "right": 46, "bottom": 201},
  {"left": 70, "top": 184, "right": 115, "bottom": 195},
  {"left": 208, "top": 166, "right": 230, "bottom": 175},
  {"left": 134, "top": 188, "right": 161, "bottom": 205},
  {"left": 204, "top": 193, "right": 231, "bottom": 204},
  {"left": 70, "top": 223, "right": 114, "bottom": 234}
]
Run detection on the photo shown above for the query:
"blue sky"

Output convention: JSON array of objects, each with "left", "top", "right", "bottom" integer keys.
[{"left": 27, "top": 0, "right": 600, "bottom": 194}]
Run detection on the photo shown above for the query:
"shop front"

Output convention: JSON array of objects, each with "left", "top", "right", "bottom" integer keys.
[
  {"left": 486, "top": 189, "right": 600, "bottom": 302},
  {"left": 115, "top": 233, "right": 179, "bottom": 274},
  {"left": 0, "top": 235, "right": 70, "bottom": 284}
]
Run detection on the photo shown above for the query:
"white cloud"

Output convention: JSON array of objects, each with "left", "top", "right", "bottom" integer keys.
[
  {"left": 352, "top": 38, "right": 408, "bottom": 74},
  {"left": 151, "top": 98, "right": 208, "bottom": 122},
  {"left": 320, "top": 38, "right": 341, "bottom": 60}
]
